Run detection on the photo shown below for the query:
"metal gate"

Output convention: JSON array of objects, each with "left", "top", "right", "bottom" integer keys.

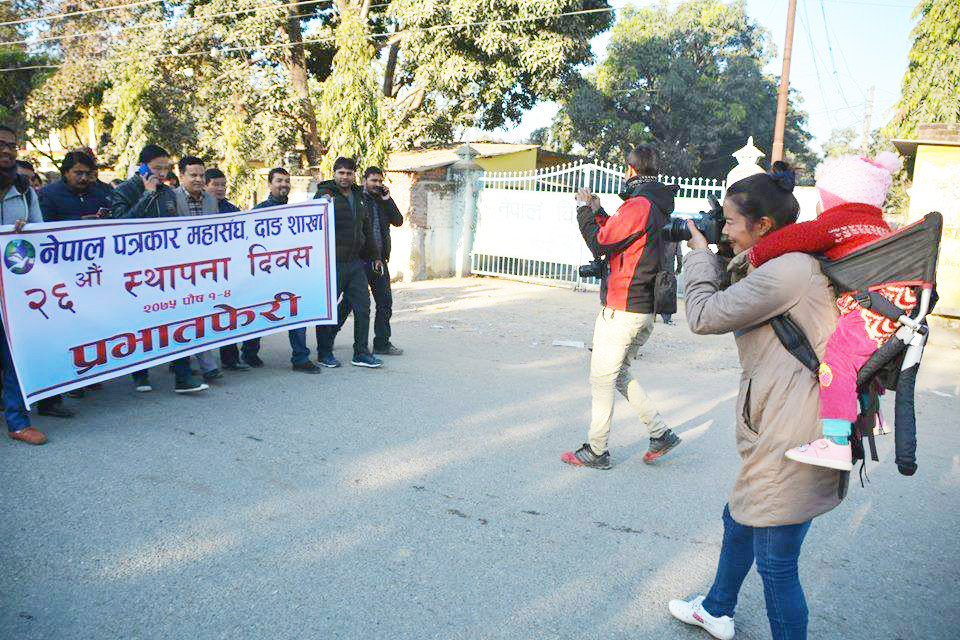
[{"left": 471, "top": 162, "right": 725, "bottom": 289}]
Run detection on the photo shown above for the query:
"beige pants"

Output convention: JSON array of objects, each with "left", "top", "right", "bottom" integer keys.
[{"left": 587, "top": 307, "right": 668, "bottom": 454}]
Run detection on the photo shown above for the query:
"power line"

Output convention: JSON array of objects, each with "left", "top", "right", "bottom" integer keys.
[
  {"left": 0, "top": 0, "right": 163, "bottom": 28},
  {"left": 0, "top": 5, "right": 617, "bottom": 72},
  {"left": 817, "top": 0, "right": 851, "bottom": 109},
  {"left": 0, "top": 0, "right": 337, "bottom": 48},
  {"left": 798, "top": 1, "right": 834, "bottom": 129}
]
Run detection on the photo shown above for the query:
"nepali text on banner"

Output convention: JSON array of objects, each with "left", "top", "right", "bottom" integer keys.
[{"left": 0, "top": 200, "right": 337, "bottom": 404}]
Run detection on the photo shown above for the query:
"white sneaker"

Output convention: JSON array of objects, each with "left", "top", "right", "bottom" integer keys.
[{"left": 668, "top": 595, "right": 735, "bottom": 640}]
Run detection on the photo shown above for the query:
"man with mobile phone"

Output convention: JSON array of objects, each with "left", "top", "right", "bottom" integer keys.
[
  {"left": 109, "top": 144, "right": 207, "bottom": 394},
  {"left": 39, "top": 151, "right": 111, "bottom": 222},
  {"left": 337, "top": 166, "right": 404, "bottom": 356},
  {"left": 111, "top": 144, "right": 179, "bottom": 219}
]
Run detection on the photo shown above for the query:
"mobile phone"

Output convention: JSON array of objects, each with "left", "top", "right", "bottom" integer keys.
[{"left": 136, "top": 163, "right": 151, "bottom": 179}]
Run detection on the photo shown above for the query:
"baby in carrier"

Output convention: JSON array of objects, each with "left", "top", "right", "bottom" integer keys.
[{"left": 742, "top": 152, "right": 913, "bottom": 471}]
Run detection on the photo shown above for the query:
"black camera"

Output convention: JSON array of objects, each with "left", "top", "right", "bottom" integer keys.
[
  {"left": 660, "top": 194, "right": 724, "bottom": 244},
  {"left": 579, "top": 258, "right": 606, "bottom": 280}
]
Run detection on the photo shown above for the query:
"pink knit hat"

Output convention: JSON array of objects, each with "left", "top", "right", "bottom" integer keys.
[{"left": 815, "top": 151, "right": 903, "bottom": 210}]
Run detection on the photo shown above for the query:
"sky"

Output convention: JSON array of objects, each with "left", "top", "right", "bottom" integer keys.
[{"left": 494, "top": 0, "right": 918, "bottom": 158}]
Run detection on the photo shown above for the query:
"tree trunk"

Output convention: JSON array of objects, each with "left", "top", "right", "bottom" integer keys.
[
  {"left": 284, "top": 2, "right": 322, "bottom": 172},
  {"left": 383, "top": 41, "right": 399, "bottom": 97}
]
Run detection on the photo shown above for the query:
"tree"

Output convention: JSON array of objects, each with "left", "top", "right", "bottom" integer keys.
[
  {"left": 317, "top": 1, "right": 388, "bottom": 176},
  {"left": 555, "top": 0, "right": 816, "bottom": 179},
  {"left": 383, "top": 0, "right": 613, "bottom": 145},
  {"left": 885, "top": 0, "right": 960, "bottom": 138},
  {"left": 0, "top": 1, "right": 53, "bottom": 133},
  {"left": 18, "top": 0, "right": 614, "bottom": 183}
]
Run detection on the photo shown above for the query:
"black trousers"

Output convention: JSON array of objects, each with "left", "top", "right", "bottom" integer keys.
[
  {"left": 316, "top": 260, "right": 370, "bottom": 357},
  {"left": 337, "top": 261, "right": 393, "bottom": 349},
  {"left": 219, "top": 339, "right": 261, "bottom": 366}
]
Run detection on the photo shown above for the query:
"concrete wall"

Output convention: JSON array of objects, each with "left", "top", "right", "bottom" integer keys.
[{"left": 385, "top": 168, "right": 461, "bottom": 281}]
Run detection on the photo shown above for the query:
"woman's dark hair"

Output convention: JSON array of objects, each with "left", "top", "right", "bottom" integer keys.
[
  {"left": 333, "top": 157, "right": 357, "bottom": 172},
  {"left": 61, "top": 151, "right": 96, "bottom": 174},
  {"left": 626, "top": 145, "right": 658, "bottom": 175},
  {"left": 138, "top": 144, "right": 170, "bottom": 165},
  {"left": 725, "top": 161, "right": 800, "bottom": 230}
]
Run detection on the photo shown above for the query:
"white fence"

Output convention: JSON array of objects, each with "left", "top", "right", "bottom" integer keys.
[{"left": 471, "top": 162, "right": 725, "bottom": 288}]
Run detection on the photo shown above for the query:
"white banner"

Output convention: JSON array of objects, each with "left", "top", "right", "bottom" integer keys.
[
  {"left": 0, "top": 201, "right": 337, "bottom": 404},
  {"left": 473, "top": 188, "right": 717, "bottom": 265}
]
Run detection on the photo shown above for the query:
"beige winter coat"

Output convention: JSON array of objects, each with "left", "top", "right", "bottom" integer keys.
[{"left": 684, "top": 249, "right": 843, "bottom": 527}]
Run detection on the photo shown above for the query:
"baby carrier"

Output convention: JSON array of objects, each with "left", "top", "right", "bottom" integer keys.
[{"left": 770, "top": 212, "right": 943, "bottom": 491}]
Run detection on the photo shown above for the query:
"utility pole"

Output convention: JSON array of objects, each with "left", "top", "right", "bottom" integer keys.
[
  {"left": 771, "top": 0, "right": 798, "bottom": 165},
  {"left": 861, "top": 85, "right": 876, "bottom": 153}
]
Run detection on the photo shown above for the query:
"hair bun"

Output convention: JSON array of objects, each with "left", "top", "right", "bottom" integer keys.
[{"left": 769, "top": 161, "right": 796, "bottom": 193}]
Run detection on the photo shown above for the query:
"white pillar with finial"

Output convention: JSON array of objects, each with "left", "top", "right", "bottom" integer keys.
[{"left": 726, "top": 136, "right": 766, "bottom": 187}]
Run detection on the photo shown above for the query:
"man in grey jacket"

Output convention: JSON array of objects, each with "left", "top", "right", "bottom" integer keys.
[
  {"left": 174, "top": 156, "right": 223, "bottom": 383},
  {"left": 0, "top": 124, "right": 47, "bottom": 445}
]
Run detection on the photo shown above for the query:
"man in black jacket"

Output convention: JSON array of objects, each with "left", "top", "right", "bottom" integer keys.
[
  {"left": 335, "top": 166, "right": 404, "bottom": 355},
  {"left": 109, "top": 144, "right": 207, "bottom": 394},
  {"left": 314, "top": 157, "right": 383, "bottom": 369}
]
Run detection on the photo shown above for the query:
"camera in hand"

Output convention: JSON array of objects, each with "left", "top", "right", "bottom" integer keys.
[
  {"left": 660, "top": 194, "right": 724, "bottom": 244},
  {"left": 579, "top": 258, "right": 607, "bottom": 279}
]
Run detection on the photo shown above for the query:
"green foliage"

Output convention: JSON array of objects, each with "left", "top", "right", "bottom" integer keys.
[
  {"left": 556, "top": 0, "right": 815, "bottom": 179},
  {"left": 386, "top": 0, "right": 613, "bottom": 145},
  {"left": 0, "top": 49, "right": 52, "bottom": 131},
  {"left": 318, "top": 5, "right": 388, "bottom": 176},
  {"left": 17, "top": 0, "right": 613, "bottom": 182},
  {"left": 885, "top": 0, "right": 960, "bottom": 138}
]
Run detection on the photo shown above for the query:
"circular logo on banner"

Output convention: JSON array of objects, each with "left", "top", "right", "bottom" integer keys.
[{"left": 3, "top": 239, "right": 36, "bottom": 274}]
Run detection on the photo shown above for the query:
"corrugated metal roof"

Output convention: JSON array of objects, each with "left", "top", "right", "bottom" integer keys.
[{"left": 387, "top": 143, "right": 538, "bottom": 172}]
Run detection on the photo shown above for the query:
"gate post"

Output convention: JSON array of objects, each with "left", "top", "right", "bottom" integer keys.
[{"left": 451, "top": 144, "right": 483, "bottom": 278}]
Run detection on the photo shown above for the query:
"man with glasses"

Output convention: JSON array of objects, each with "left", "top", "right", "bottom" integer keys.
[{"left": 0, "top": 124, "right": 47, "bottom": 444}]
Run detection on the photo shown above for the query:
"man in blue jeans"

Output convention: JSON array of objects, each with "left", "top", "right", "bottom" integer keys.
[
  {"left": 0, "top": 124, "right": 48, "bottom": 444},
  {"left": 313, "top": 157, "right": 383, "bottom": 369},
  {"left": 254, "top": 168, "right": 322, "bottom": 374}
]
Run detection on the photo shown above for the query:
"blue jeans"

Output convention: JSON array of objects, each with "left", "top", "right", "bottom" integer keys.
[
  {"left": 288, "top": 328, "right": 312, "bottom": 365},
  {"left": 702, "top": 504, "right": 812, "bottom": 640},
  {"left": 0, "top": 324, "right": 31, "bottom": 432}
]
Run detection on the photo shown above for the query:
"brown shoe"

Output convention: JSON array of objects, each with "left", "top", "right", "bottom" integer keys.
[{"left": 9, "top": 427, "right": 47, "bottom": 445}]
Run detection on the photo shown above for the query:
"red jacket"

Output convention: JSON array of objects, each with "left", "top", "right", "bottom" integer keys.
[
  {"left": 747, "top": 202, "right": 891, "bottom": 267},
  {"left": 577, "top": 181, "right": 676, "bottom": 313}
]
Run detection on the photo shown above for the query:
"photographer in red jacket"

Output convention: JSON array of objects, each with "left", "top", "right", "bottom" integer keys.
[{"left": 561, "top": 145, "right": 683, "bottom": 470}]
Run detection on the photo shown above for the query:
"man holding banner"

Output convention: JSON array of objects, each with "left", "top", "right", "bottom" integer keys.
[
  {"left": 0, "top": 123, "right": 47, "bottom": 444},
  {"left": 0, "top": 165, "right": 339, "bottom": 414},
  {"left": 110, "top": 144, "right": 208, "bottom": 394}
]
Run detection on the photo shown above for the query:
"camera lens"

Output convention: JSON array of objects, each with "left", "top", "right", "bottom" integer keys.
[{"left": 660, "top": 218, "right": 692, "bottom": 243}]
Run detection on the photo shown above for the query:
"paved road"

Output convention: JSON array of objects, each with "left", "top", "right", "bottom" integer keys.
[{"left": 2, "top": 278, "right": 958, "bottom": 640}]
